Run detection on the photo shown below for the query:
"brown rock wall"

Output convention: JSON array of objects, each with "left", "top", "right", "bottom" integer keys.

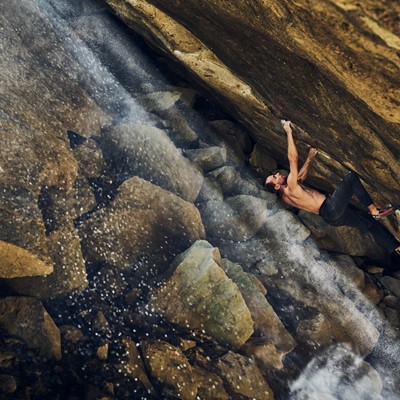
[{"left": 104, "top": 0, "right": 400, "bottom": 234}]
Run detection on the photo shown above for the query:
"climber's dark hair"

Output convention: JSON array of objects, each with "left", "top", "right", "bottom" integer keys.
[
  {"left": 265, "top": 181, "right": 279, "bottom": 194},
  {"left": 264, "top": 169, "right": 282, "bottom": 196}
]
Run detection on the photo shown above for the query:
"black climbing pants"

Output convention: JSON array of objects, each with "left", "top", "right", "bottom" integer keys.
[{"left": 319, "top": 172, "right": 399, "bottom": 253}]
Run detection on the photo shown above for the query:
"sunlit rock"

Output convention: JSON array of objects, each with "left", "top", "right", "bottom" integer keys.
[
  {"left": 183, "top": 146, "right": 227, "bottom": 173},
  {"left": 101, "top": 124, "right": 204, "bottom": 202},
  {"left": 200, "top": 195, "right": 269, "bottom": 241},
  {"left": 141, "top": 340, "right": 197, "bottom": 400},
  {"left": 149, "top": 240, "right": 254, "bottom": 348},
  {"left": 216, "top": 351, "right": 274, "bottom": 400},
  {"left": 6, "top": 218, "right": 88, "bottom": 299},
  {"left": 0, "top": 297, "right": 61, "bottom": 360},
  {"left": 96, "top": 344, "right": 109, "bottom": 361},
  {"left": 79, "top": 176, "right": 205, "bottom": 269},
  {"left": 0, "top": 188, "right": 53, "bottom": 279},
  {"left": 222, "top": 259, "right": 296, "bottom": 367}
]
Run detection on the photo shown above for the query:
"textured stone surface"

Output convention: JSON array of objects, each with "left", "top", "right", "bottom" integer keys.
[
  {"left": 142, "top": 340, "right": 197, "bottom": 400},
  {"left": 298, "top": 210, "right": 387, "bottom": 262},
  {"left": 149, "top": 241, "right": 254, "bottom": 348},
  {"left": 101, "top": 124, "right": 204, "bottom": 202},
  {"left": 200, "top": 195, "right": 270, "bottom": 241},
  {"left": 1, "top": 0, "right": 110, "bottom": 281},
  {"left": 79, "top": 176, "right": 205, "bottom": 269},
  {"left": 216, "top": 351, "right": 274, "bottom": 400},
  {"left": 104, "top": 0, "right": 400, "bottom": 239},
  {"left": 222, "top": 259, "right": 296, "bottom": 357},
  {"left": 0, "top": 297, "right": 61, "bottom": 360}
]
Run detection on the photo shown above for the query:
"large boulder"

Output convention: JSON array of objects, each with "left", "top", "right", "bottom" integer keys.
[
  {"left": 148, "top": 240, "right": 254, "bottom": 348},
  {"left": 101, "top": 124, "right": 204, "bottom": 202},
  {"left": 79, "top": 176, "right": 205, "bottom": 270},
  {"left": 103, "top": 0, "right": 400, "bottom": 237},
  {"left": 222, "top": 259, "right": 296, "bottom": 369}
]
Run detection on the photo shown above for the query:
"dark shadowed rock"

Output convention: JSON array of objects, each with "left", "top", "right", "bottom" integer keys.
[
  {"left": 141, "top": 340, "right": 197, "bottom": 400},
  {"left": 216, "top": 351, "right": 274, "bottom": 400},
  {"left": 184, "top": 146, "right": 227, "bottom": 173},
  {"left": 116, "top": 337, "right": 158, "bottom": 397},
  {"left": 0, "top": 297, "right": 61, "bottom": 360},
  {"left": 298, "top": 210, "right": 387, "bottom": 262},
  {"left": 0, "top": 374, "right": 17, "bottom": 395},
  {"left": 209, "top": 166, "right": 264, "bottom": 198}
]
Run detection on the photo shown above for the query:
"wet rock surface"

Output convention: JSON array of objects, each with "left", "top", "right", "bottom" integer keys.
[{"left": 1, "top": 0, "right": 400, "bottom": 399}]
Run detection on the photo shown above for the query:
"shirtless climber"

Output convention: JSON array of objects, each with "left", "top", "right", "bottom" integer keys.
[{"left": 264, "top": 120, "right": 400, "bottom": 264}]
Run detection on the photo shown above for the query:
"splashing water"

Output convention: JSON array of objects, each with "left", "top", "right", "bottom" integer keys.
[{"left": 5, "top": 0, "right": 400, "bottom": 399}]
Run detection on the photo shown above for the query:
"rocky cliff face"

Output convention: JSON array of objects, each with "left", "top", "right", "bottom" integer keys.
[
  {"left": 1, "top": 1, "right": 400, "bottom": 399},
  {"left": 104, "top": 0, "right": 400, "bottom": 238}
]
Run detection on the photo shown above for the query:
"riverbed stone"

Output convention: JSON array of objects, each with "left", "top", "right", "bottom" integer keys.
[
  {"left": 141, "top": 340, "right": 197, "bottom": 400},
  {"left": 101, "top": 124, "right": 204, "bottom": 202},
  {"left": 222, "top": 259, "right": 296, "bottom": 356},
  {"left": 5, "top": 218, "right": 88, "bottom": 299},
  {"left": 0, "top": 297, "right": 61, "bottom": 360},
  {"left": 216, "top": 351, "right": 274, "bottom": 400},
  {"left": 149, "top": 240, "right": 254, "bottom": 348},
  {"left": 184, "top": 146, "right": 227, "bottom": 173},
  {"left": 79, "top": 176, "right": 205, "bottom": 270},
  {"left": 116, "top": 337, "right": 157, "bottom": 397},
  {"left": 200, "top": 195, "right": 269, "bottom": 241}
]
